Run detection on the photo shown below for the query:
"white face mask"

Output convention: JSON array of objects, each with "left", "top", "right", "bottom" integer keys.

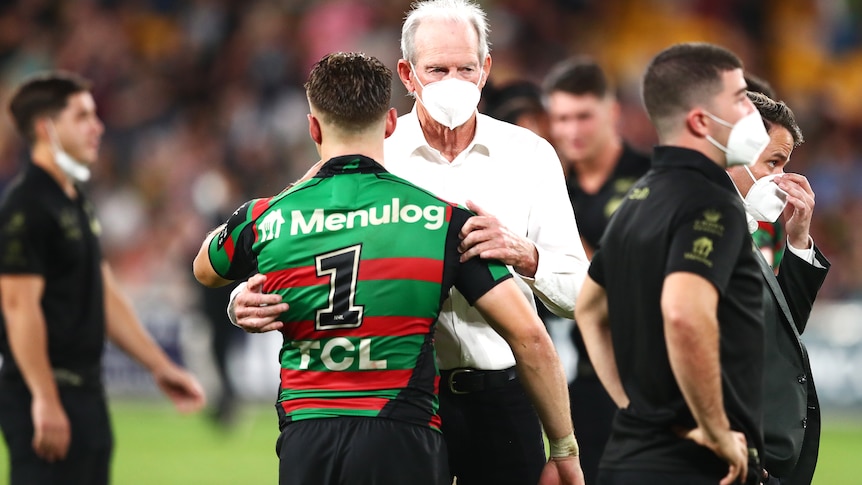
[
  {"left": 743, "top": 167, "right": 788, "bottom": 223},
  {"left": 411, "top": 63, "right": 482, "bottom": 130},
  {"left": 704, "top": 110, "right": 770, "bottom": 168},
  {"left": 47, "top": 121, "right": 91, "bottom": 182}
]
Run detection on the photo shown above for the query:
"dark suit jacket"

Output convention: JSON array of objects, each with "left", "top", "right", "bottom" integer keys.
[{"left": 759, "top": 245, "right": 829, "bottom": 485}]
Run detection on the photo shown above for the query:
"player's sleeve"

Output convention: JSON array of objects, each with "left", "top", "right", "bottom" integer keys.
[
  {"left": 0, "top": 196, "right": 49, "bottom": 275},
  {"left": 207, "top": 199, "right": 260, "bottom": 281},
  {"left": 665, "top": 201, "right": 749, "bottom": 295},
  {"left": 444, "top": 205, "right": 513, "bottom": 305}
]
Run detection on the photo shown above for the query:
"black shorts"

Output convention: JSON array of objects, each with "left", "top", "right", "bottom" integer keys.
[
  {"left": 0, "top": 381, "right": 113, "bottom": 485},
  {"left": 276, "top": 416, "right": 449, "bottom": 485}
]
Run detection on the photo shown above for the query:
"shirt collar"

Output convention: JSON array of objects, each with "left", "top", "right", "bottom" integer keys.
[
  {"left": 315, "top": 155, "right": 386, "bottom": 178},
  {"left": 404, "top": 104, "right": 492, "bottom": 158},
  {"left": 651, "top": 146, "right": 737, "bottom": 193}
]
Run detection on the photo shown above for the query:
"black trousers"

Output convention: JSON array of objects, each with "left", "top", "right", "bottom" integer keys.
[
  {"left": 439, "top": 374, "right": 545, "bottom": 485},
  {"left": 598, "top": 469, "right": 725, "bottom": 485},
  {"left": 570, "top": 376, "right": 617, "bottom": 485},
  {"left": 276, "top": 416, "right": 449, "bottom": 485},
  {"left": 0, "top": 381, "right": 113, "bottom": 485}
]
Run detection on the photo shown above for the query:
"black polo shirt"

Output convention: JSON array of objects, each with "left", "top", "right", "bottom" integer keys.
[
  {"left": 588, "top": 146, "right": 764, "bottom": 477},
  {"left": 565, "top": 143, "right": 651, "bottom": 378},
  {"left": 0, "top": 162, "right": 105, "bottom": 381},
  {"left": 566, "top": 143, "right": 651, "bottom": 251}
]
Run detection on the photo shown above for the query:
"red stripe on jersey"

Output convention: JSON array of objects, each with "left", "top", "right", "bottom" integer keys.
[
  {"left": 445, "top": 204, "right": 452, "bottom": 222},
  {"left": 263, "top": 257, "right": 442, "bottom": 292},
  {"left": 285, "top": 316, "right": 434, "bottom": 340},
  {"left": 279, "top": 396, "right": 388, "bottom": 415},
  {"left": 250, "top": 198, "right": 271, "bottom": 244},
  {"left": 263, "top": 266, "right": 325, "bottom": 292},
  {"left": 358, "top": 258, "right": 442, "bottom": 283},
  {"left": 280, "top": 368, "right": 414, "bottom": 391},
  {"left": 251, "top": 198, "right": 271, "bottom": 219},
  {"left": 224, "top": 234, "right": 235, "bottom": 261}
]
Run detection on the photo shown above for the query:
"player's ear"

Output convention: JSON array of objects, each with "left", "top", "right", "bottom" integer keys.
[
  {"left": 33, "top": 117, "right": 51, "bottom": 144},
  {"left": 397, "top": 59, "right": 415, "bottom": 94},
  {"left": 308, "top": 114, "right": 322, "bottom": 145},
  {"left": 384, "top": 108, "right": 398, "bottom": 138},
  {"left": 686, "top": 109, "right": 711, "bottom": 138}
]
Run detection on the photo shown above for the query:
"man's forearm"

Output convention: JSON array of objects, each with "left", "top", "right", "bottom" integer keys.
[
  {"left": 666, "top": 314, "right": 728, "bottom": 438},
  {"left": 662, "top": 273, "right": 729, "bottom": 439},
  {"left": 103, "top": 264, "right": 173, "bottom": 374},
  {"left": 512, "top": 333, "right": 574, "bottom": 439}
]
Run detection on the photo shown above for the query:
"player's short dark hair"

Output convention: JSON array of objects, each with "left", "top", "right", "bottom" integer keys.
[
  {"left": 8, "top": 71, "right": 92, "bottom": 144},
  {"left": 642, "top": 43, "right": 743, "bottom": 137},
  {"left": 305, "top": 52, "right": 392, "bottom": 132},
  {"left": 747, "top": 91, "right": 804, "bottom": 147},
  {"left": 542, "top": 57, "right": 611, "bottom": 99}
]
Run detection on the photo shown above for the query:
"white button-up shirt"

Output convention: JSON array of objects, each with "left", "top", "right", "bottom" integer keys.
[{"left": 384, "top": 106, "right": 589, "bottom": 370}]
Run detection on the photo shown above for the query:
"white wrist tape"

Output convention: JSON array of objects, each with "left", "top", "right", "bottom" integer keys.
[{"left": 549, "top": 432, "right": 579, "bottom": 459}]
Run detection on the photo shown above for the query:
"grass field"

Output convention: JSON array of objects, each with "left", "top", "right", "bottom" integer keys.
[{"left": 1, "top": 400, "right": 860, "bottom": 484}]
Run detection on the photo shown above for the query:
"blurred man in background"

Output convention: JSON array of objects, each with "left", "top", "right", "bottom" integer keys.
[
  {"left": 0, "top": 71, "right": 205, "bottom": 485},
  {"left": 541, "top": 56, "right": 651, "bottom": 485}
]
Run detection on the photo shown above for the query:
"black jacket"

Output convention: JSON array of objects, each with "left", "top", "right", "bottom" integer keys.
[{"left": 759, "top": 244, "right": 829, "bottom": 485}]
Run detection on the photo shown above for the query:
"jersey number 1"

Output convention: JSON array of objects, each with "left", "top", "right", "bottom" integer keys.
[{"left": 315, "top": 244, "right": 364, "bottom": 330}]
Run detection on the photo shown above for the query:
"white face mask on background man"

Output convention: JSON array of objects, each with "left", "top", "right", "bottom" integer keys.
[
  {"left": 47, "top": 121, "right": 91, "bottom": 182},
  {"left": 411, "top": 63, "right": 482, "bottom": 130},
  {"left": 704, "top": 110, "right": 771, "bottom": 168}
]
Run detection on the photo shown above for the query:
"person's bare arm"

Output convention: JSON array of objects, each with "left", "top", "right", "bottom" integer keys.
[
  {"left": 0, "top": 274, "right": 70, "bottom": 462},
  {"left": 662, "top": 272, "right": 748, "bottom": 485},
  {"left": 103, "top": 263, "right": 205, "bottom": 413},
  {"left": 474, "top": 279, "right": 584, "bottom": 485},
  {"left": 574, "top": 276, "right": 628, "bottom": 408}
]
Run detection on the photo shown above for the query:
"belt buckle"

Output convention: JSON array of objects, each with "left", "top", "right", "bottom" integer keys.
[{"left": 447, "top": 368, "right": 474, "bottom": 395}]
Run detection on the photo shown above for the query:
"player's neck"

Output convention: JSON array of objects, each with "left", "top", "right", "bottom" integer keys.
[
  {"left": 319, "top": 138, "right": 385, "bottom": 166},
  {"left": 31, "top": 142, "right": 78, "bottom": 199}
]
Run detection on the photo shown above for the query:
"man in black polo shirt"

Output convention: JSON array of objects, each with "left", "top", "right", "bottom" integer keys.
[
  {"left": 542, "top": 57, "right": 652, "bottom": 485},
  {"left": 575, "top": 43, "right": 769, "bottom": 485},
  {"left": 0, "top": 72, "right": 205, "bottom": 485}
]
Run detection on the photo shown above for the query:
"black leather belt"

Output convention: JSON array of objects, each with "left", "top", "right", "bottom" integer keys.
[{"left": 441, "top": 367, "right": 518, "bottom": 394}]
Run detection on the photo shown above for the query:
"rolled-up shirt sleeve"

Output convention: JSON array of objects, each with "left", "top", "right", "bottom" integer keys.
[{"left": 519, "top": 138, "right": 590, "bottom": 317}]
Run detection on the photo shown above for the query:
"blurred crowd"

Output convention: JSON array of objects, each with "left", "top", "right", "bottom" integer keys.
[{"left": 0, "top": 0, "right": 860, "bottom": 309}]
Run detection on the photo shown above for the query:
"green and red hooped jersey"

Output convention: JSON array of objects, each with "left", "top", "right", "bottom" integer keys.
[{"left": 208, "top": 155, "right": 512, "bottom": 431}]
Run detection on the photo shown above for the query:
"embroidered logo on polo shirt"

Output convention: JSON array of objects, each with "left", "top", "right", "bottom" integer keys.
[
  {"left": 628, "top": 187, "right": 650, "bottom": 200},
  {"left": 693, "top": 209, "right": 725, "bottom": 236},
  {"left": 685, "top": 236, "right": 714, "bottom": 267}
]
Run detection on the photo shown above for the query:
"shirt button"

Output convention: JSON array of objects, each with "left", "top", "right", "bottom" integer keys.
[
  {"left": 797, "top": 374, "right": 807, "bottom": 384},
  {"left": 802, "top": 418, "right": 808, "bottom": 429}
]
